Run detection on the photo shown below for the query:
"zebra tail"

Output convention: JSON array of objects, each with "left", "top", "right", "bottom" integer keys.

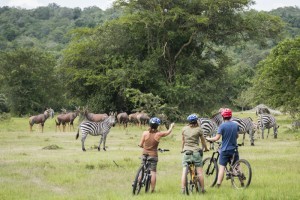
[{"left": 76, "top": 128, "right": 79, "bottom": 140}]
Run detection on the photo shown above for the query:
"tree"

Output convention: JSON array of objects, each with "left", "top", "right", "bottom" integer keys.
[
  {"left": 0, "top": 48, "right": 62, "bottom": 115},
  {"left": 60, "top": 0, "right": 284, "bottom": 114},
  {"left": 250, "top": 37, "right": 300, "bottom": 118}
]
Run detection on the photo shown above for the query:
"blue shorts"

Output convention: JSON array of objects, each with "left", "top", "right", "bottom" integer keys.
[{"left": 219, "top": 149, "right": 239, "bottom": 166}]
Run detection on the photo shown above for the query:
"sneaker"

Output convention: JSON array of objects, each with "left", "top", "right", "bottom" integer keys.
[{"left": 201, "top": 189, "right": 206, "bottom": 194}]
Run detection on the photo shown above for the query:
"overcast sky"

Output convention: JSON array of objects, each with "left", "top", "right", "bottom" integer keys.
[{"left": 0, "top": 0, "right": 299, "bottom": 11}]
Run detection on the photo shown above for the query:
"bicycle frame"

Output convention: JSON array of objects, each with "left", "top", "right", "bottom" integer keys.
[
  {"left": 132, "top": 148, "right": 169, "bottom": 195},
  {"left": 203, "top": 142, "right": 252, "bottom": 189}
]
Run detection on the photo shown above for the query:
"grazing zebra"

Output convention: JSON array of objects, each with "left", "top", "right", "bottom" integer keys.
[
  {"left": 231, "top": 117, "right": 256, "bottom": 146},
  {"left": 198, "top": 118, "right": 217, "bottom": 149},
  {"left": 76, "top": 113, "right": 116, "bottom": 151},
  {"left": 257, "top": 114, "right": 279, "bottom": 139}
]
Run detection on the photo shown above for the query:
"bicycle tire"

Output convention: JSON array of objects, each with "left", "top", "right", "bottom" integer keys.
[
  {"left": 202, "top": 157, "right": 218, "bottom": 187},
  {"left": 184, "top": 166, "right": 191, "bottom": 195},
  {"left": 145, "top": 172, "right": 151, "bottom": 193},
  {"left": 132, "top": 166, "right": 144, "bottom": 195},
  {"left": 231, "top": 159, "right": 252, "bottom": 189}
]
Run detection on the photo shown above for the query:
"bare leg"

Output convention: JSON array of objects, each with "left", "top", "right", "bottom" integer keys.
[
  {"left": 217, "top": 165, "right": 225, "bottom": 187},
  {"left": 181, "top": 167, "right": 187, "bottom": 189},
  {"left": 196, "top": 167, "right": 205, "bottom": 192},
  {"left": 150, "top": 171, "right": 156, "bottom": 192}
]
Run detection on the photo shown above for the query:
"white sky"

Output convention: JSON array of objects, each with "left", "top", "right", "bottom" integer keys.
[{"left": 0, "top": 0, "right": 299, "bottom": 11}]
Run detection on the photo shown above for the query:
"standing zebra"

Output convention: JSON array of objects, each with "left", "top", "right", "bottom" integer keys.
[
  {"left": 257, "top": 114, "right": 279, "bottom": 139},
  {"left": 210, "top": 112, "right": 223, "bottom": 127},
  {"left": 231, "top": 117, "right": 256, "bottom": 146},
  {"left": 76, "top": 112, "right": 117, "bottom": 151},
  {"left": 198, "top": 118, "right": 218, "bottom": 149}
]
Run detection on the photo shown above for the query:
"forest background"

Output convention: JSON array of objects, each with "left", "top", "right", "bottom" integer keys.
[{"left": 0, "top": 0, "right": 299, "bottom": 121}]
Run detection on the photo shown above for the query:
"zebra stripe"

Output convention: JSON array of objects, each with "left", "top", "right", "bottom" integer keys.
[
  {"left": 231, "top": 117, "right": 255, "bottom": 146},
  {"left": 257, "top": 114, "right": 278, "bottom": 139},
  {"left": 211, "top": 112, "right": 223, "bottom": 126},
  {"left": 198, "top": 118, "right": 217, "bottom": 149},
  {"left": 198, "top": 118, "right": 217, "bottom": 138},
  {"left": 76, "top": 113, "right": 116, "bottom": 151}
]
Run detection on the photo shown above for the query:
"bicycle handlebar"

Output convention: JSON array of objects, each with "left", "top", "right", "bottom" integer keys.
[{"left": 158, "top": 148, "right": 169, "bottom": 153}]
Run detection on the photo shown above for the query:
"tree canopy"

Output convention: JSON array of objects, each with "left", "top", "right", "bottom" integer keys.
[
  {"left": 249, "top": 37, "right": 300, "bottom": 118},
  {"left": 0, "top": 3, "right": 299, "bottom": 118}
]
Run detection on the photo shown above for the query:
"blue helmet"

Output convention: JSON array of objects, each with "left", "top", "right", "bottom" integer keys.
[
  {"left": 149, "top": 117, "right": 161, "bottom": 125},
  {"left": 187, "top": 114, "right": 198, "bottom": 123}
]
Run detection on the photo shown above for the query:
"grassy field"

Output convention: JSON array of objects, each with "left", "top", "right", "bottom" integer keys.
[{"left": 0, "top": 111, "right": 300, "bottom": 200}]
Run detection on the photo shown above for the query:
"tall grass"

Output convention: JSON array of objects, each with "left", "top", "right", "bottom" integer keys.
[{"left": 0, "top": 112, "right": 299, "bottom": 199}]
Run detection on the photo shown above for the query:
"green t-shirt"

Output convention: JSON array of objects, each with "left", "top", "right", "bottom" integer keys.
[{"left": 182, "top": 125, "right": 204, "bottom": 152}]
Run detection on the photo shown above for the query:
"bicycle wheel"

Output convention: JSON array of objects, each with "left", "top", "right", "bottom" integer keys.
[
  {"left": 202, "top": 157, "right": 218, "bottom": 187},
  {"left": 184, "top": 166, "right": 191, "bottom": 195},
  {"left": 132, "top": 166, "right": 144, "bottom": 195},
  {"left": 145, "top": 172, "right": 151, "bottom": 193},
  {"left": 231, "top": 159, "right": 252, "bottom": 189}
]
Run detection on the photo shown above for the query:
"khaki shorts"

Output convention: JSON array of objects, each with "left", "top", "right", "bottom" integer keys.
[
  {"left": 142, "top": 156, "right": 158, "bottom": 172},
  {"left": 182, "top": 151, "right": 203, "bottom": 167}
]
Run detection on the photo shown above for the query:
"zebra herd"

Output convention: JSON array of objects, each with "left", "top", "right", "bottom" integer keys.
[
  {"left": 199, "top": 109, "right": 279, "bottom": 147},
  {"left": 28, "top": 106, "right": 279, "bottom": 151},
  {"left": 76, "top": 108, "right": 279, "bottom": 152}
]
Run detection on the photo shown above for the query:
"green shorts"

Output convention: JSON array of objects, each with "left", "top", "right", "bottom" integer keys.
[
  {"left": 142, "top": 156, "right": 158, "bottom": 172},
  {"left": 182, "top": 151, "right": 203, "bottom": 167}
]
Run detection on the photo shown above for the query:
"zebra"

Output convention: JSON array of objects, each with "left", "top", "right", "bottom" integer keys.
[
  {"left": 257, "top": 114, "right": 279, "bottom": 139},
  {"left": 210, "top": 112, "right": 223, "bottom": 127},
  {"left": 231, "top": 117, "right": 256, "bottom": 146},
  {"left": 76, "top": 112, "right": 117, "bottom": 151},
  {"left": 211, "top": 112, "right": 256, "bottom": 146},
  {"left": 198, "top": 118, "right": 218, "bottom": 149}
]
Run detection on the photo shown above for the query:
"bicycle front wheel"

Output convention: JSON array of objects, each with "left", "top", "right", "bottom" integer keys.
[
  {"left": 132, "top": 166, "right": 144, "bottom": 195},
  {"left": 202, "top": 157, "right": 218, "bottom": 187},
  {"left": 231, "top": 159, "right": 252, "bottom": 189}
]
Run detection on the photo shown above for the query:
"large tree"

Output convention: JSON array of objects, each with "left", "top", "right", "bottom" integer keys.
[
  {"left": 250, "top": 37, "right": 300, "bottom": 118},
  {"left": 60, "top": 0, "right": 284, "bottom": 114},
  {"left": 0, "top": 48, "right": 61, "bottom": 115}
]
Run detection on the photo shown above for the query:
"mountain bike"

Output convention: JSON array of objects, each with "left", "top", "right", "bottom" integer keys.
[
  {"left": 183, "top": 150, "right": 204, "bottom": 195},
  {"left": 132, "top": 148, "right": 169, "bottom": 195},
  {"left": 202, "top": 142, "right": 252, "bottom": 189}
]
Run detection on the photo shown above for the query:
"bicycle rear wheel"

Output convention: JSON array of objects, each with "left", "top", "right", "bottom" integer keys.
[
  {"left": 184, "top": 166, "right": 191, "bottom": 195},
  {"left": 132, "top": 166, "right": 144, "bottom": 195},
  {"left": 231, "top": 159, "right": 252, "bottom": 189},
  {"left": 202, "top": 157, "right": 218, "bottom": 187}
]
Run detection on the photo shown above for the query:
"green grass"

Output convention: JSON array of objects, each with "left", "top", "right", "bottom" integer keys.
[{"left": 0, "top": 112, "right": 300, "bottom": 199}]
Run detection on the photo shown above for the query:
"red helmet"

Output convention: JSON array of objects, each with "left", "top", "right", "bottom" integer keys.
[{"left": 221, "top": 108, "right": 232, "bottom": 117}]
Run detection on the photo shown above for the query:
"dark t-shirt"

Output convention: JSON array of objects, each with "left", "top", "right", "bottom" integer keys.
[{"left": 218, "top": 121, "right": 239, "bottom": 151}]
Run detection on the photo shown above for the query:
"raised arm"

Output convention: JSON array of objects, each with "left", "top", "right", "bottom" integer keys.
[{"left": 158, "top": 123, "right": 175, "bottom": 137}]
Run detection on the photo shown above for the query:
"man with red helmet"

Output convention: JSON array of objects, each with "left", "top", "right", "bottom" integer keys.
[{"left": 206, "top": 108, "right": 240, "bottom": 188}]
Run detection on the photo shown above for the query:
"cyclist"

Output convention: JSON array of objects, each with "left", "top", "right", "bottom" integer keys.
[
  {"left": 206, "top": 108, "right": 240, "bottom": 188},
  {"left": 181, "top": 114, "right": 209, "bottom": 194},
  {"left": 138, "top": 117, "right": 175, "bottom": 193}
]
